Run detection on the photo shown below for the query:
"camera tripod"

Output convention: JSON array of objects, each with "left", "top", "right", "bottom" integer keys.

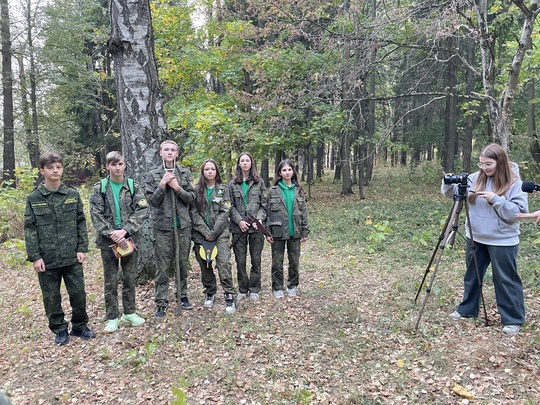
[{"left": 414, "top": 182, "right": 488, "bottom": 330}]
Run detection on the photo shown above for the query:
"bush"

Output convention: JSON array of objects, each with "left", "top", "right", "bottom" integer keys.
[{"left": 0, "top": 167, "right": 39, "bottom": 243}]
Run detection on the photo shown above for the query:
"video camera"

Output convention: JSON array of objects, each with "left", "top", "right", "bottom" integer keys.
[{"left": 443, "top": 172, "right": 469, "bottom": 186}]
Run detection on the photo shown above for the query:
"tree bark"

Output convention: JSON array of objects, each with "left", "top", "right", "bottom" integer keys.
[
  {"left": 474, "top": 0, "right": 540, "bottom": 150},
  {"left": 1, "top": 0, "right": 15, "bottom": 183},
  {"left": 109, "top": 0, "right": 168, "bottom": 283}
]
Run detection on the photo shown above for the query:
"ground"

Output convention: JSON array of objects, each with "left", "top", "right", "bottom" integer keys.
[{"left": 1, "top": 175, "right": 539, "bottom": 404}]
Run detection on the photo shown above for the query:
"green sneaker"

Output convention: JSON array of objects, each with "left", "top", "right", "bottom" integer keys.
[
  {"left": 103, "top": 319, "right": 119, "bottom": 333},
  {"left": 121, "top": 313, "right": 145, "bottom": 327}
]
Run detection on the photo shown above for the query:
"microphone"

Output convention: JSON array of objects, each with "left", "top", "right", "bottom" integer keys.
[{"left": 522, "top": 181, "right": 540, "bottom": 193}]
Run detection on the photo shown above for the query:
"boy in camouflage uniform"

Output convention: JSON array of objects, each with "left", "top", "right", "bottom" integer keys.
[
  {"left": 24, "top": 152, "right": 96, "bottom": 345},
  {"left": 90, "top": 151, "right": 148, "bottom": 333},
  {"left": 145, "top": 140, "right": 196, "bottom": 316}
]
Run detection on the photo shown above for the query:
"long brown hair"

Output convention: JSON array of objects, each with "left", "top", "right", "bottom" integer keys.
[
  {"left": 469, "top": 143, "right": 517, "bottom": 204},
  {"left": 195, "top": 159, "right": 222, "bottom": 212},
  {"left": 232, "top": 152, "right": 260, "bottom": 184}
]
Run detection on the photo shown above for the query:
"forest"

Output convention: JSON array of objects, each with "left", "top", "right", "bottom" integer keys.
[
  {"left": 2, "top": 0, "right": 540, "bottom": 403},
  {"left": 2, "top": 0, "right": 540, "bottom": 191}
]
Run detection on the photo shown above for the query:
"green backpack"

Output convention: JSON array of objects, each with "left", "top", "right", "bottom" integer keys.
[{"left": 100, "top": 177, "right": 135, "bottom": 195}]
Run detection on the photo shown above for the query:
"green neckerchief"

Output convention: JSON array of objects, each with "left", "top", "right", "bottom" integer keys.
[
  {"left": 278, "top": 181, "right": 295, "bottom": 236},
  {"left": 110, "top": 179, "right": 124, "bottom": 228},
  {"left": 241, "top": 181, "right": 249, "bottom": 209}
]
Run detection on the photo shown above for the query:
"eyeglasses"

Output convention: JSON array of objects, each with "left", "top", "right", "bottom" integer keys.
[{"left": 477, "top": 162, "right": 494, "bottom": 168}]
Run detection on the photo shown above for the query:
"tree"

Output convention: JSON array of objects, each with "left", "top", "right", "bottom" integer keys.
[
  {"left": 1, "top": 0, "right": 15, "bottom": 183},
  {"left": 109, "top": 0, "right": 168, "bottom": 282}
]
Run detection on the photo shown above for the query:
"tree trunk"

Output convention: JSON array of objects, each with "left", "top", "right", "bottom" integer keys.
[
  {"left": 443, "top": 37, "right": 457, "bottom": 172},
  {"left": 316, "top": 143, "right": 324, "bottom": 181},
  {"left": 340, "top": 130, "right": 353, "bottom": 195},
  {"left": 474, "top": 0, "right": 539, "bottom": 150},
  {"left": 260, "top": 159, "right": 270, "bottom": 186},
  {"left": 26, "top": 0, "right": 40, "bottom": 168},
  {"left": 1, "top": 0, "right": 15, "bottom": 184},
  {"left": 109, "top": 0, "right": 168, "bottom": 283}
]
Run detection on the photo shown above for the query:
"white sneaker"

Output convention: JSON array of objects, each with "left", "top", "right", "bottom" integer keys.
[
  {"left": 237, "top": 293, "right": 247, "bottom": 302},
  {"left": 120, "top": 313, "right": 145, "bottom": 327},
  {"left": 103, "top": 318, "right": 119, "bottom": 333},
  {"left": 448, "top": 311, "right": 462, "bottom": 321},
  {"left": 502, "top": 325, "right": 521, "bottom": 335},
  {"left": 249, "top": 292, "right": 259, "bottom": 301},
  {"left": 203, "top": 294, "right": 215, "bottom": 308},
  {"left": 273, "top": 290, "right": 284, "bottom": 299},
  {"left": 225, "top": 294, "right": 236, "bottom": 315},
  {"left": 287, "top": 287, "right": 298, "bottom": 297}
]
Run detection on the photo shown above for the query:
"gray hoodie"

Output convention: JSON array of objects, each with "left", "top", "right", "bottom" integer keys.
[{"left": 441, "top": 162, "right": 528, "bottom": 246}]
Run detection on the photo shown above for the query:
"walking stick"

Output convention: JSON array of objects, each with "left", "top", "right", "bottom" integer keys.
[{"left": 168, "top": 164, "right": 182, "bottom": 316}]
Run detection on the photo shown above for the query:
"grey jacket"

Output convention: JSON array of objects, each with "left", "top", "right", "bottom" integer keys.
[
  {"left": 265, "top": 185, "right": 310, "bottom": 240},
  {"left": 441, "top": 162, "right": 528, "bottom": 246},
  {"left": 145, "top": 164, "right": 196, "bottom": 231},
  {"left": 228, "top": 179, "right": 267, "bottom": 234}
]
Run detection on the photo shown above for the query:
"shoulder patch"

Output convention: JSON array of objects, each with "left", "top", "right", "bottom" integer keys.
[{"left": 224, "top": 201, "right": 232, "bottom": 209}]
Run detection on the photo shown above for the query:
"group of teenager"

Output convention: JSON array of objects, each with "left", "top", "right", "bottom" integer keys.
[
  {"left": 24, "top": 140, "right": 538, "bottom": 346},
  {"left": 24, "top": 140, "right": 310, "bottom": 345}
]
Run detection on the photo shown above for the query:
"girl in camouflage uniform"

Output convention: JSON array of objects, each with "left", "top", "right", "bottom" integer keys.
[
  {"left": 228, "top": 153, "right": 267, "bottom": 301},
  {"left": 191, "top": 159, "right": 237, "bottom": 314},
  {"left": 265, "top": 160, "right": 310, "bottom": 298}
]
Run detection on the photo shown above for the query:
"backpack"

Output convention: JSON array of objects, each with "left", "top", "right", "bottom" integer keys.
[{"left": 100, "top": 177, "right": 135, "bottom": 196}]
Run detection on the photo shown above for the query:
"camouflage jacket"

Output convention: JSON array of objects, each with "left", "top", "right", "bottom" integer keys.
[
  {"left": 265, "top": 185, "right": 310, "bottom": 240},
  {"left": 24, "top": 183, "right": 89, "bottom": 269},
  {"left": 228, "top": 179, "right": 267, "bottom": 234},
  {"left": 145, "top": 164, "right": 196, "bottom": 231},
  {"left": 89, "top": 177, "right": 149, "bottom": 249},
  {"left": 190, "top": 183, "right": 231, "bottom": 244}
]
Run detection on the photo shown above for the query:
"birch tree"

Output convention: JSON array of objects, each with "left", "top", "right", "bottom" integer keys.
[{"left": 109, "top": 0, "right": 168, "bottom": 281}]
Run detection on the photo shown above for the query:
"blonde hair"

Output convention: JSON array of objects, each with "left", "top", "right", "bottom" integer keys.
[{"left": 160, "top": 140, "right": 178, "bottom": 150}]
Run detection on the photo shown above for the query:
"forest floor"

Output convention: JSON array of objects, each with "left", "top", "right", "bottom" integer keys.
[{"left": 1, "top": 167, "right": 540, "bottom": 404}]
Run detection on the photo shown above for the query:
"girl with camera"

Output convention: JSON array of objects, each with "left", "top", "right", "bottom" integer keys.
[{"left": 441, "top": 143, "right": 528, "bottom": 335}]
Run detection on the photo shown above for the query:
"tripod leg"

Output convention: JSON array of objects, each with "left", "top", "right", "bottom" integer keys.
[
  {"left": 464, "top": 203, "right": 489, "bottom": 326},
  {"left": 415, "top": 199, "right": 464, "bottom": 330},
  {"left": 414, "top": 199, "right": 462, "bottom": 303}
]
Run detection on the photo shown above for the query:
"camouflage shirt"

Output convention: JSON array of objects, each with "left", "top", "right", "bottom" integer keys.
[
  {"left": 89, "top": 177, "right": 149, "bottom": 249},
  {"left": 228, "top": 179, "right": 267, "bottom": 234},
  {"left": 190, "top": 183, "right": 231, "bottom": 244},
  {"left": 24, "top": 183, "right": 89, "bottom": 269},
  {"left": 265, "top": 185, "right": 310, "bottom": 240},
  {"left": 145, "top": 164, "right": 196, "bottom": 231}
]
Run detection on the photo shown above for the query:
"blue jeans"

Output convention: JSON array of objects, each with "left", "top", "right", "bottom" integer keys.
[{"left": 457, "top": 239, "right": 525, "bottom": 325}]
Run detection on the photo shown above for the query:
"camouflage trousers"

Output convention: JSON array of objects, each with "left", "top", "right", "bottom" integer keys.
[
  {"left": 194, "top": 236, "right": 236, "bottom": 296},
  {"left": 100, "top": 247, "right": 137, "bottom": 320},
  {"left": 231, "top": 231, "right": 265, "bottom": 293},
  {"left": 271, "top": 238, "right": 301, "bottom": 291},
  {"left": 154, "top": 227, "right": 191, "bottom": 308},
  {"left": 37, "top": 262, "right": 89, "bottom": 334}
]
